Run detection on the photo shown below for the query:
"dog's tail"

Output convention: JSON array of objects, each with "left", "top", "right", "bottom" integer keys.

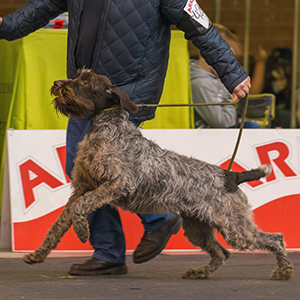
[{"left": 224, "top": 164, "right": 272, "bottom": 192}]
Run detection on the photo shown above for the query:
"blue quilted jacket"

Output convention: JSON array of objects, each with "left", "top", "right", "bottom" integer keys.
[{"left": 0, "top": 0, "right": 248, "bottom": 123}]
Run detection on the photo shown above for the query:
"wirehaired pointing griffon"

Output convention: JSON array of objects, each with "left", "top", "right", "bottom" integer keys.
[{"left": 23, "top": 69, "right": 293, "bottom": 280}]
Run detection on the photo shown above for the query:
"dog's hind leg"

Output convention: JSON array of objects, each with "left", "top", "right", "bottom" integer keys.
[
  {"left": 251, "top": 230, "right": 293, "bottom": 280},
  {"left": 218, "top": 216, "right": 293, "bottom": 280},
  {"left": 23, "top": 202, "right": 73, "bottom": 264},
  {"left": 181, "top": 217, "right": 230, "bottom": 279}
]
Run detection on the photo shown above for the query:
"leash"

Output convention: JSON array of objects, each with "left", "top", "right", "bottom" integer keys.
[
  {"left": 226, "top": 95, "right": 248, "bottom": 171},
  {"left": 135, "top": 98, "right": 241, "bottom": 109},
  {"left": 135, "top": 96, "right": 249, "bottom": 171},
  {"left": 103, "top": 96, "right": 249, "bottom": 172},
  {"left": 101, "top": 98, "right": 241, "bottom": 112}
]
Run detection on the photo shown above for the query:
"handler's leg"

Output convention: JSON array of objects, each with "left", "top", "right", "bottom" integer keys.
[{"left": 66, "top": 117, "right": 181, "bottom": 274}]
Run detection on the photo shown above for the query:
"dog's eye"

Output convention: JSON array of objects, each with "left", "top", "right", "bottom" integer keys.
[{"left": 81, "top": 80, "right": 88, "bottom": 86}]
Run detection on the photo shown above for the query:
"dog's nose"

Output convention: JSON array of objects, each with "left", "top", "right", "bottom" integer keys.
[{"left": 53, "top": 80, "right": 61, "bottom": 86}]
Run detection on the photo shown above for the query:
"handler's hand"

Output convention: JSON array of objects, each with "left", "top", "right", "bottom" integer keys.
[
  {"left": 0, "top": 17, "right": 2, "bottom": 26},
  {"left": 232, "top": 76, "right": 251, "bottom": 102}
]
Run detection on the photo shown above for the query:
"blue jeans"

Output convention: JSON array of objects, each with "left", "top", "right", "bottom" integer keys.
[{"left": 66, "top": 116, "right": 171, "bottom": 263}]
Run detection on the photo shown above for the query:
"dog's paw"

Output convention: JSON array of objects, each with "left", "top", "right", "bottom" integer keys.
[
  {"left": 23, "top": 252, "right": 45, "bottom": 264},
  {"left": 270, "top": 264, "right": 293, "bottom": 280},
  {"left": 182, "top": 267, "right": 210, "bottom": 279},
  {"left": 73, "top": 220, "right": 90, "bottom": 243}
]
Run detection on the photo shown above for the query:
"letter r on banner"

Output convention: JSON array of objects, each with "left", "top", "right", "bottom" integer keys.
[{"left": 256, "top": 142, "right": 297, "bottom": 182}]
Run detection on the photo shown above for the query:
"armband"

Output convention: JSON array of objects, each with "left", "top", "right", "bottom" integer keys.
[{"left": 177, "top": 0, "right": 211, "bottom": 35}]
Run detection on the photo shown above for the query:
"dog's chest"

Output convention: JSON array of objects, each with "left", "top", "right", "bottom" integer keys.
[
  {"left": 74, "top": 133, "right": 128, "bottom": 185},
  {"left": 73, "top": 136, "right": 108, "bottom": 180}
]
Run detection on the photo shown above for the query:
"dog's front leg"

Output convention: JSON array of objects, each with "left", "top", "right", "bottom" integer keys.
[{"left": 71, "top": 182, "right": 120, "bottom": 243}]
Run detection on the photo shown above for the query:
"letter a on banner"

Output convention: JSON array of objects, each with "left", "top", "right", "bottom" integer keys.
[{"left": 19, "top": 159, "right": 64, "bottom": 209}]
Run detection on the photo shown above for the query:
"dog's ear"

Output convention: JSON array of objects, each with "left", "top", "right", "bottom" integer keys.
[{"left": 106, "top": 86, "right": 138, "bottom": 115}]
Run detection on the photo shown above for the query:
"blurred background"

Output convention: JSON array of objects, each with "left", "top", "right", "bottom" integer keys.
[
  {"left": 1, "top": 0, "right": 297, "bottom": 53},
  {"left": 0, "top": 0, "right": 299, "bottom": 128}
]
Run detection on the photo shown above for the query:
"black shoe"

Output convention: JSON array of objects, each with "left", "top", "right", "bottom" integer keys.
[
  {"left": 133, "top": 214, "right": 181, "bottom": 264},
  {"left": 69, "top": 257, "right": 128, "bottom": 276}
]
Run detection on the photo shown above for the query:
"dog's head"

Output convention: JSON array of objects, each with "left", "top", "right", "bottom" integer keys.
[{"left": 51, "top": 68, "right": 138, "bottom": 118}]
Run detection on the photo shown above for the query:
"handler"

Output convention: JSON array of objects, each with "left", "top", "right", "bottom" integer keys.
[{"left": 0, "top": 0, "right": 250, "bottom": 276}]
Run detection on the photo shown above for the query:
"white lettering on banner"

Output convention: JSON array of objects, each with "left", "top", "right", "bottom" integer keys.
[
  {"left": 16, "top": 140, "right": 299, "bottom": 203},
  {"left": 5, "top": 129, "right": 300, "bottom": 251},
  {"left": 17, "top": 140, "right": 297, "bottom": 212},
  {"left": 7, "top": 129, "right": 300, "bottom": 223},
  {"left": 183, "top": 0, "right": 210, "bottom": 29}
]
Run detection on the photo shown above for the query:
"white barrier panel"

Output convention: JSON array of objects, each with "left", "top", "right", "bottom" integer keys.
[{"left": 4, "top": 129, "right": 300, "bottom": 251}]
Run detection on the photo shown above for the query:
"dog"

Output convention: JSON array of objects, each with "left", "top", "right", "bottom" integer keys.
[{"left": 23, "top": 68, "right": 293, "bottom": 280}]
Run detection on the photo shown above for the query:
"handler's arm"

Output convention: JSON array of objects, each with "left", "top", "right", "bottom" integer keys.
[
  {"left": 191, "top": 78, "right": 237, "bottom": 128},
  {"left": 0, "top": 0, "right": 67, "bottom": 41},
  {"left": 161, "top": 0, "right": 250, "bottom": 99}
]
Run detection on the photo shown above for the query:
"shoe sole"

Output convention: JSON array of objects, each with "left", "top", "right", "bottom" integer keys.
[
  {"left": 69, "top": 265, "right": 128, "bottom": 276},
  {"left": 133, "top": 216, "right": 182, "bottom": 264}
]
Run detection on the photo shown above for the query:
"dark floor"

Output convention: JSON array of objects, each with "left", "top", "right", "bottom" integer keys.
[{"left": 0, "top": 252, "right": 299, "bottom": 300}]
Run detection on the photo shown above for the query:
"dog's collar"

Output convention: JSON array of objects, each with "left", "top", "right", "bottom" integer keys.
[{"left": 100, "top": 106, "right": 123, "bottom": 113}]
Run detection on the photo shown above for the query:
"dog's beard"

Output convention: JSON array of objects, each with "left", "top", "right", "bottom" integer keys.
[{"left": 51, "top": 85, "right": 94, "bottom": 118}]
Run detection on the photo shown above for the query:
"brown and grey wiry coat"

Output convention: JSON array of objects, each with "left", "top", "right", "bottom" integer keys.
[{"left": 23, "top": 69, "right": 293, "bottom": 280}]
